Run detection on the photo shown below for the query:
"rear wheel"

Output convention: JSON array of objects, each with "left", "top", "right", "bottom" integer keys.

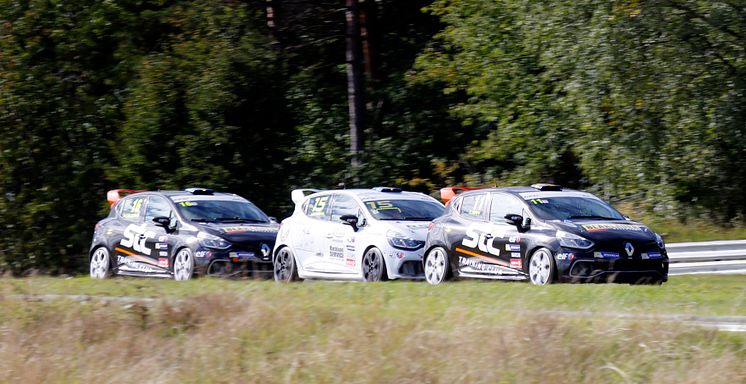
[
  {"left": 90, "top": 247, "right": 112, "bottom": 279},
  {"left": 424, "top": 247, "right": 450, "bottom": 285},
  {"left": 528, "top": 248, "right": 555, "bottom": 285},
  {"left": 173, "top": 248, "right": 194, "bottom": 281},
  {"left": 274, "top": 247, "right": 299, "bottom": 282},
  {"left": 362, "top": 247, "right": 387, "bottom": 282}
]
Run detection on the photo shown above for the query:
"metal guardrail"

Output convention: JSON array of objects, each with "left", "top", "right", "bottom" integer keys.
[{"left": 666, "top": 240, "right": 746, "bottom": 275}]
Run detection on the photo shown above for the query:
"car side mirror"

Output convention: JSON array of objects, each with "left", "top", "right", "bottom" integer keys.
[
  {"left": 505, "top": 213, "right": 530, "bottom": 232},
  {"left": 153, "top": 216, "right": 171, "bottom": 228},
  {"left": 504, "top": 214, "right": 522, "bottom": 226},
  {"left": 269, "top": 216, "right": 279, "bottom": 223},
  {"left": 340, "top": 214, "right": 359, "bottom": 232}
]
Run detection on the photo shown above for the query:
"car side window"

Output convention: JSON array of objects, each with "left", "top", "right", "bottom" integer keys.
[
  {"left": 489, "top": 193, "right": 525, "bottom": 224},
  {"left": 460, "top": 193, "right": 489, "bottom": 220},
  {"left": 304, "top": 195, "right": 331, "bottom": 220},
  {"left": 120, "top": 196, "right": 145, "bottom": 222},
  {"left": 145, "top": 196, "right": 172, "bottom": 224},
  {"left": 330, "top": 194, "right": 360, "bottom": 223}
]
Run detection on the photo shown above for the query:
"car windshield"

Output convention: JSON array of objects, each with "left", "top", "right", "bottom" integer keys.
[
  {"left": 175, "top": 200, "right": 269, "bottom": 223},
  {"left": 527, "top": 196, "right": 624, "bottom": 221},
  {"left": 364, "top": 199, "right": 444, "bottom": 221}
]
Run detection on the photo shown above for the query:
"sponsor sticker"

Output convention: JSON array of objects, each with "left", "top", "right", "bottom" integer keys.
[
  {"left": 222, "top": 226, "right": 278, "bottom": 234},
  {"left": 511, "top": 252, "right": 521, "bottom": 258},
  {"left": 508, "top": 236, "right": 521, "bottom": 243},
  {"left": 582, "top": 223, "right": 643, "bottom": 232},
  {"left": 594, "top": 251, "right": 620, "bottom": 259},
  {"left": 195, "top": 250, "right": 211, "bottom": 258},
  {"left": 158, "top": 235, "right": 167, "bottom": 242},
  {"left": 229, "top": 251, "right": 256, "bottom": 259},
  {"left": 462, "top": 227, "right": 501, "bottom": 257},
  {"left": 158, "top": 258, "right": 169, "bottom": 268},
  {"left": 510, "top": 258, "right": 522, "bottom": 269},
  {"left": 155, "top": 243, "right": 168, "bottom": 250},
  {"left": 345, "top": 258, "right": 356, "bottom": 267},
  {"left": 505, "top": 244, "right": 520, "bottom": 252},
  {"left": 329, "top": 246, "right": 344, "bottom": 259},
  {"left": 159, "top": 251, "right": 168, "bottom": 257},
  {"left": 641, "top": 252, "right": 662, "bottom": 259},
  {"left": 556, "top": 252, "right": 574, "bottom": 261}
]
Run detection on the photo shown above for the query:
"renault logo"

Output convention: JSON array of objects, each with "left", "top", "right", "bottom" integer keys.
[
  {"left": 260, "top": 243, "right": 271, "bottom": 257},
  {"left": 624, "top": 242, "right": 634, "bottom": 257}
]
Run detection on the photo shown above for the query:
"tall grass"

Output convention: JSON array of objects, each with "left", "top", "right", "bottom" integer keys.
[{"left": 1, "top": 282, "right": 744, "bottom": 383}]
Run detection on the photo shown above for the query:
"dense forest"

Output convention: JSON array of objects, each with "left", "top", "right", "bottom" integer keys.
[{"left": 1, "top": 0, "right": 745, "bottom": 273}]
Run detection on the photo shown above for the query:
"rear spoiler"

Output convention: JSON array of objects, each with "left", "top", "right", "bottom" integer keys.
[
  {"left": 107, "top": 189, "right": 145, "bottom": 208},
  {"left": 440, "top": 186, "right": 481, "bottom": 205},
  {"left": 291, "top": 189, "right": 320, "bottom": 205}
]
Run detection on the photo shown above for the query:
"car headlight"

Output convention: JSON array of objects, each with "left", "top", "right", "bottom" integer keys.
[
  {"left": 387, "top": 230, "right": 424, "bottom": 250},
  {"left": 197, "top": 231, "right": 231, "bottom": 250},
  {"left": 557, "top": 230, "right": 594, "bottom": 249},
  {"left": 654, "top": 233, "right": 665, "bottom": 249}
]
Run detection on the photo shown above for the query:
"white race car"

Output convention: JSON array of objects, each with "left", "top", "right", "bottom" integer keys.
[{"left": 273, "top": 187, "right": 445, "bottom": 281}]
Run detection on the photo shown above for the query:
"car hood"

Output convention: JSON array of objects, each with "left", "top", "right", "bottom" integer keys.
[
  {"left": 551, "top": 220, "right": 657, "bottom": 242},
  {"left": 198, "top": 222, "right": 280, "bottom": 242},
  {"left": 378, "top": 221, "right": 431, "bottom": 240}
]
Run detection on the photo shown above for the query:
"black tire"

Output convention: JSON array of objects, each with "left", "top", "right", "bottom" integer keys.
[
  {"left": 362, "top": 247, "right": 387, "bottom": 282},
  {"left": 90, "top": 246, "right": 112, "bottom": 279},
  {"left": 274, "top": 247, "right": 299, "bottom": 282},
  {"left": 424, "top": 246, "right": 451, "bottom": 285},
  {"left": 527, "top": 248, "right": 556, "bottom": 285},
  {"left": 173, "top": 248, "right": 195, "bottom": 281}
]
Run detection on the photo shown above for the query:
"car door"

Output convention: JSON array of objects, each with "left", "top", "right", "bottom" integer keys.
[
  {"left": 114, "top": 195, "right": 158, "bottom": 273},
  {"left": 488, "top": 193, "right": 527, "bottom": 272},
  {"left": 293, "top": 194, "right": 332, "bottom": 272},
  {"left": 143, "top": 195, "right": 175, "bottom": 272},
  {"left": 325, "top": 194, "right": 363, "bottom": 274},
  {"left": 450, "top": 192, "right": 500, "bottom": 275}
]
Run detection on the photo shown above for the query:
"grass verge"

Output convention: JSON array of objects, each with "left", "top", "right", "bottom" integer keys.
[{"left": 0, "top": 275, "right": 744, "bottom": 383}]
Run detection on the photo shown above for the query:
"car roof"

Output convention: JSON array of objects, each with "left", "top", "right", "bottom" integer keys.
[
  {"left": 126, "top": 190, "right": 249, "bottom": 202},
  {"left": 309, "top": 189, "right": 437, "bottom": 203},
  {"left": 456, "top": 187, "right": 598, "bottom": 200}
]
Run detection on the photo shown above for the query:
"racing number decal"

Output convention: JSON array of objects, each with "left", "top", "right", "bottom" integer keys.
[
  {"left": 120, "top": 224, "right": 156, "bottom": 256},
  {"left": 310, "top": 196, "right": 329, "bottom": 217},
  {"left": 365, "top": 201, "right": 401, "bottom": 212}
]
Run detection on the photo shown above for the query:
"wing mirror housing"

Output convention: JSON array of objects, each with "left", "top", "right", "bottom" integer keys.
[
  {"left": 340, "top": 214, "right": 359, "bottom": 232},
  {"left": 504, "top": 214, "right": 530, "bottom": 232},
  {"left": 153, "top": 216, "right": 172, "bottom": 228}
]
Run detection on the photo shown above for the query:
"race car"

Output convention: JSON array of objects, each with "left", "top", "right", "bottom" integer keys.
[
  {"left": 273, "top": 187, "right": 445, "bottom": 282},
  {"left": 90, "top": 188, "right": 279, "bottom": 280},
  {"left": 423, "top": 184, "right": 668, "bottom": 285}
]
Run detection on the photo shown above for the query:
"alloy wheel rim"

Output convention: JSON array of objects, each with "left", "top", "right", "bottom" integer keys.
[
  {"left": 274, "top": 249, "right": 291, "bottom": 281},
  {"left": 90, "top": 248, "right": 109, "bottom": 279},
  {"left": 529, "top": 251, "right": 550, "bottom": 285},
  {"left": 425, "top": 249, "right": 445, "bottom": 284},
  {"left": 174, "top": 250, "right": 192, "bottom": 281},
  {"left": 363, "top": 250, "right": 380, "bottom": 281}
]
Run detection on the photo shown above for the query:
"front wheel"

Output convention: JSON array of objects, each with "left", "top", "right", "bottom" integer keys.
[
  {"left": 274, "top": 247, "right": 299, "bottom": 282},
  {"left": 424, "top": 247, "right": 450, "bottom": 285},
  {"left": 528, "top": 248, "right": 555, "bottom": 285},
  {"left": 90, "top": 247, "right": 112, "bottom": 279},
  {"left": 173, "top": 248, "right": 194, "bottom": 281},
  {"left": 362, "top": 247, "right": 387, "bottom": 282}
]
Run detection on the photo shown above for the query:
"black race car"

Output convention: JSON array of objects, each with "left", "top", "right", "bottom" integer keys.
[
  {"left": 90, "top": 188, "right": 279, "bottom": 280},
  {"left": 422, "top": 184, "right": 668, "bottom": 285}
]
